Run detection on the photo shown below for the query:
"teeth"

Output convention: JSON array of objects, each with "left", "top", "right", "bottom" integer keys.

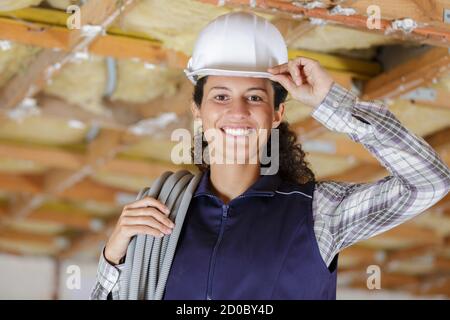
[{"left": 222, "top": 127, "right": 255, "bottom": 136}]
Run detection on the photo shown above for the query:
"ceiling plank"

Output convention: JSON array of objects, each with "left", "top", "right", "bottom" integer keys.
[
  {"left": 0, "top": 205, "right": 97, "bottom": 231},
  {"left": 0, "top": 0, "right": 137, "bottom": 110},
  {"left": 0, "top": 7, "right": 380, "bottom": 79},
  {"left": 7, "top": 128, "right": 135, "bottom": 223},
  {"left": 0, "top": 229, "right": 60, "bottom": 247},
  {"left": 376, "top": 223, "right": 444, "bottom": 246},
  {"left": 0, "top": 142, "right": 83, "bottom": 171},
  {"left": 321, "top": 126, "right": 450, "bottom": 182},
  {"left": 322, "top": 163, "right": 387, "bottom": 183},
  {"left": 334, "top": 0, "right": 450, "bottom": 28},
  {"left": 291, "top": 117, "right": 327, "bottom": 141},
  {"left": 57, "top": 217, "right": 117, "bottom": 260},
  {"left": 400, "top": 86, "right": 450, "bottom": 110},
  {"left": 27, "top": 208, "right": 98, "bottom": 231},
  {"left": 198, "top": 0, "right": 450, "bottom": 47},
  {"left": 0, "top": 140, "right": 181, "bottom": 178},
  {"left": 363, "top": 47, "right": 450, "bottom": 100},
  {"left": 0, "top": 17, "right": 184, "bottom": 67},
  {"left": 0, "top": 172, "right": 128, "bottom": 205}
]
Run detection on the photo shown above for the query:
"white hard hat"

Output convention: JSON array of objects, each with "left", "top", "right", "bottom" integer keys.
[{"left": 184, "top": 11, "right": 288, "bottom": 84}]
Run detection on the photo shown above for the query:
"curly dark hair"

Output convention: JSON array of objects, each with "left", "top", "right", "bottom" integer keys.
[{"left": 191, "top": 76, "right": 315, "bottom": 184}]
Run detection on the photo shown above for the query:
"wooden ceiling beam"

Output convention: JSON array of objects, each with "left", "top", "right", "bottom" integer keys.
[
  {"left": 57, "top": 216, "right": 117, "bottom": 260},
  {"left": 301, "top": 134, "right": 381, "bottom": 164},
  {"left": 411, "top": 276, "right": 450, "bottom": 296},
  {"left": 369, "top": 223, "right": 444, "bottom": 246},
  {"left": 363, "top": 47, "right": 450, "bottom": 100},
  {"left": 0, "top": 172, "right": 129, "bottom": 205},
  {"left": 346, "top": 271, "right": 422, "bottom": 289},
  {"left": 399, "top": 86, "right": 450, "bottom": 110},
  {"left": 58, "top": 177, "right": 129, "bottom": 205},
  {"left": 321, "top": 126, "right": 450, "bottom": 182},
  {"left": 0, "top": 7, "right": 380, "bottom": 78},
  {"left": 0, "top": 140, "right": 180, "bottom": 178},
  {"left": 27, "top": 208, "right": 99, "bottom": 231},
  {"left": 198, "top": 0, "right": 450, "bottom": 47},
  {"left": 0, "top": 229, "right": 61, "bottom": 248},
  {"left": 0, "top": 142, "right": 83, "bottom": 171},
  {"left": 6, "top": 127, "right": 135, "bottom": 222},
  {"left": 321, "top": 163, "right": 387, "bottom": 183},
  {"left": 0, "top": 17, "right": 184, "bottom": 67},
  {"left": 291, "top": 117, "right": 327, "bottom": 141},
  {"left": 0, "top": 0, "right": 137, "bottom": 110},
  {"left": 0, "top": 205, "right": 97, "bottom": 231},
  {"left": 35, "top": 94, "right": 143, "bottom": 129},
  {"left": 335, "top": 0, "right": 449, "bottom": 27},
  {"left": 0, "top": 173, "right": 42, "bottom": 194}
]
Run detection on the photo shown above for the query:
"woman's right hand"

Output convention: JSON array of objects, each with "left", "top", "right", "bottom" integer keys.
[{"left": 104, "top": 196, "right": 175, "bottom": 265}]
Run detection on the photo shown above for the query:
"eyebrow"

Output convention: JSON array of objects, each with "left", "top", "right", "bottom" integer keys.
[
  {"left": 209, "top": 86, "right": 268, "bottom": 93},
  {"left": 246, "top": 87, "right": 268, "bottom": 93},
  {"left": 210, "top": 86, "right": 231, "bottom": 92}
]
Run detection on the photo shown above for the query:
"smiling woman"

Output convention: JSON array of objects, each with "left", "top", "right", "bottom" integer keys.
[
  {"left": 191, "top": 75, "right": 315, "bottom": 188},
  {"left": 91, "top": 11, "right": 450, "bottom": 300}
]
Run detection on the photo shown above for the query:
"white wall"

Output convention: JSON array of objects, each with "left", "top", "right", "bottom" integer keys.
[
  {"left": 0, "top": 253, "right": 446, "bottom": 299},
  {"left": 0, "top": 254, "right": 55, "bottom": 299},
  {"left": 0, "top": 253, "right": 98, "bottom": 299}
]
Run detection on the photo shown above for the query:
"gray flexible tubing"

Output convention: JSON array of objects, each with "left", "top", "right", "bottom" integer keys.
[{"left": 118, "top": 170, "right": 202, "bottom": 300}]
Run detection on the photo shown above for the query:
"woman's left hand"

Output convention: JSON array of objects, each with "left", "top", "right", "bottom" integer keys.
[{"left": 268, "top": 57, "right": 334, "bottom": 108}]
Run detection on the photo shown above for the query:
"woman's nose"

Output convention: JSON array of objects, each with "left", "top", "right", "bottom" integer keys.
[{"left": 227, "top": 100, "right": 251, "bottom": 118}]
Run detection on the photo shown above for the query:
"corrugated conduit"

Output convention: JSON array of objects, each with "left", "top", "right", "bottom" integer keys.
[{"left": 118, "top": 170, "right": 202, "bottom": 300}]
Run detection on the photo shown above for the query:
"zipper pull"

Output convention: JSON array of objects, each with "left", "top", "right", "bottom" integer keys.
[{"left": 222, "top": 204, "right": 229, "bottom": 217}]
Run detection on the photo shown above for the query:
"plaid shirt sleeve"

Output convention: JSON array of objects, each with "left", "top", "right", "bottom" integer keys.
[
  {"left": 90, "top": 247, "right": 125, "bottom": 300},
  {"left": 310, "top": 82, "right": 450, "bottom": 267}
]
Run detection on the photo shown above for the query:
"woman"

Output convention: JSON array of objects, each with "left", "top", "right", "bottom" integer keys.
[{"left": 92, "top": 12, "right": 450, "bottom": 300}]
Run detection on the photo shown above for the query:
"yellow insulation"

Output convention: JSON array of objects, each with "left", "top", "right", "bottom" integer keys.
[
  {"left": 291, "top": 25, "right": 398, "bottom": 52},
  {"left": 43, "top": 56, "right": 107, "bottom": 114},
  {"left": 111, "top": 60, "right": 182, "bottom": 103},
  {"left": 0, "top": 116, "right": 88, "bottom": 145},
  {"left": 0, "top": 0, "right": 42, "bottom": 11},
  {"left": 119, "top": 0, "right": 231, "bottom": 54},
  {"left": 0, "top": 43, "right": 41, "bottom": 88}
]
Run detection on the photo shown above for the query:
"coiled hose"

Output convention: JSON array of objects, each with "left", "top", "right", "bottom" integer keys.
[{"left": 118, "top": 170, "right": 202, "bottom": 300}]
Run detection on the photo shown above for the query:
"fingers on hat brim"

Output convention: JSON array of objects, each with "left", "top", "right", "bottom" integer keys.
[{"left": 270, "top": 73, "right": 297, "bottom": 92}]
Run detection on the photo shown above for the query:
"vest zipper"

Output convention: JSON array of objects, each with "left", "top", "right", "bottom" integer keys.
[{"left": 206, "top": 203, "right": 229, "bottom": 300}]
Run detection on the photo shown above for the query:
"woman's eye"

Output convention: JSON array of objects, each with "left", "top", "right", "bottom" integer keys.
[
  {"left": 248, "top": 95, "right": 262, "bottom": 102},
  {"left": 214, "top": 95, "right": 228, "bottom": 101}
]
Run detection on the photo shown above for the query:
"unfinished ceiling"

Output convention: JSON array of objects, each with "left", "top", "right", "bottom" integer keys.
[{"left": 0, "top": 0, "right": 449, "bottom": 298}]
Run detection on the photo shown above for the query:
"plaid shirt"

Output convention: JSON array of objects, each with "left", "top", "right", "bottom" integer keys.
[{"left": 91, "top": 83, "right": 450, "bottom": 300}]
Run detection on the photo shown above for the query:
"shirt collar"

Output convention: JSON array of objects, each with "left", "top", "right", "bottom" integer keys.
[{"left": 194, "top": 168, "right": 282, "bottom": 198}]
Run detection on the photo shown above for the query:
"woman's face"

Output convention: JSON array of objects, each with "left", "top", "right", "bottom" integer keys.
[{"left": 191, "top": 76, "right": 284, "bottom": 165}]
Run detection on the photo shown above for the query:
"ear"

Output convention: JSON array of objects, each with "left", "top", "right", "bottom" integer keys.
[
  {"left": 190, "top": 101, "right": 201, "bottom": 120},
  {"left": 272, "top": 102, "right": 285, "bottom": 128}
]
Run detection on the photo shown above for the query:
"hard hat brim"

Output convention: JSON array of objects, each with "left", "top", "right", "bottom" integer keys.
[{"left": 184, "top": 68, "right": 273, "bottom": 85}]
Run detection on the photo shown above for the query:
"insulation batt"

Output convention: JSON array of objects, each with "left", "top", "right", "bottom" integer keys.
[
  {"left": 0, "top": 43, "right": 41, "bottom": 88},
  {"left": 118, "top": 0, "right": 230, "bottom": 54},
  {"left": 43, "top": 56, "right": 107, "bottom": 114},
  {"left": 45, "top": 0, "right": 78, "bottom": 10},
  {"left": 291, "top": 25, "right": 397, "bottom": 52},
  {"left": 111, "top": 60, "right": 182, "bottom": 103},
  {"left": 0, "top": 0, "right": 42, "bottom": 11}
]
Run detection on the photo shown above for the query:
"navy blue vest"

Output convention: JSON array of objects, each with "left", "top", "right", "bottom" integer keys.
[{"left": 164, "top": 170, "right": 338, "bottom": 300}]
